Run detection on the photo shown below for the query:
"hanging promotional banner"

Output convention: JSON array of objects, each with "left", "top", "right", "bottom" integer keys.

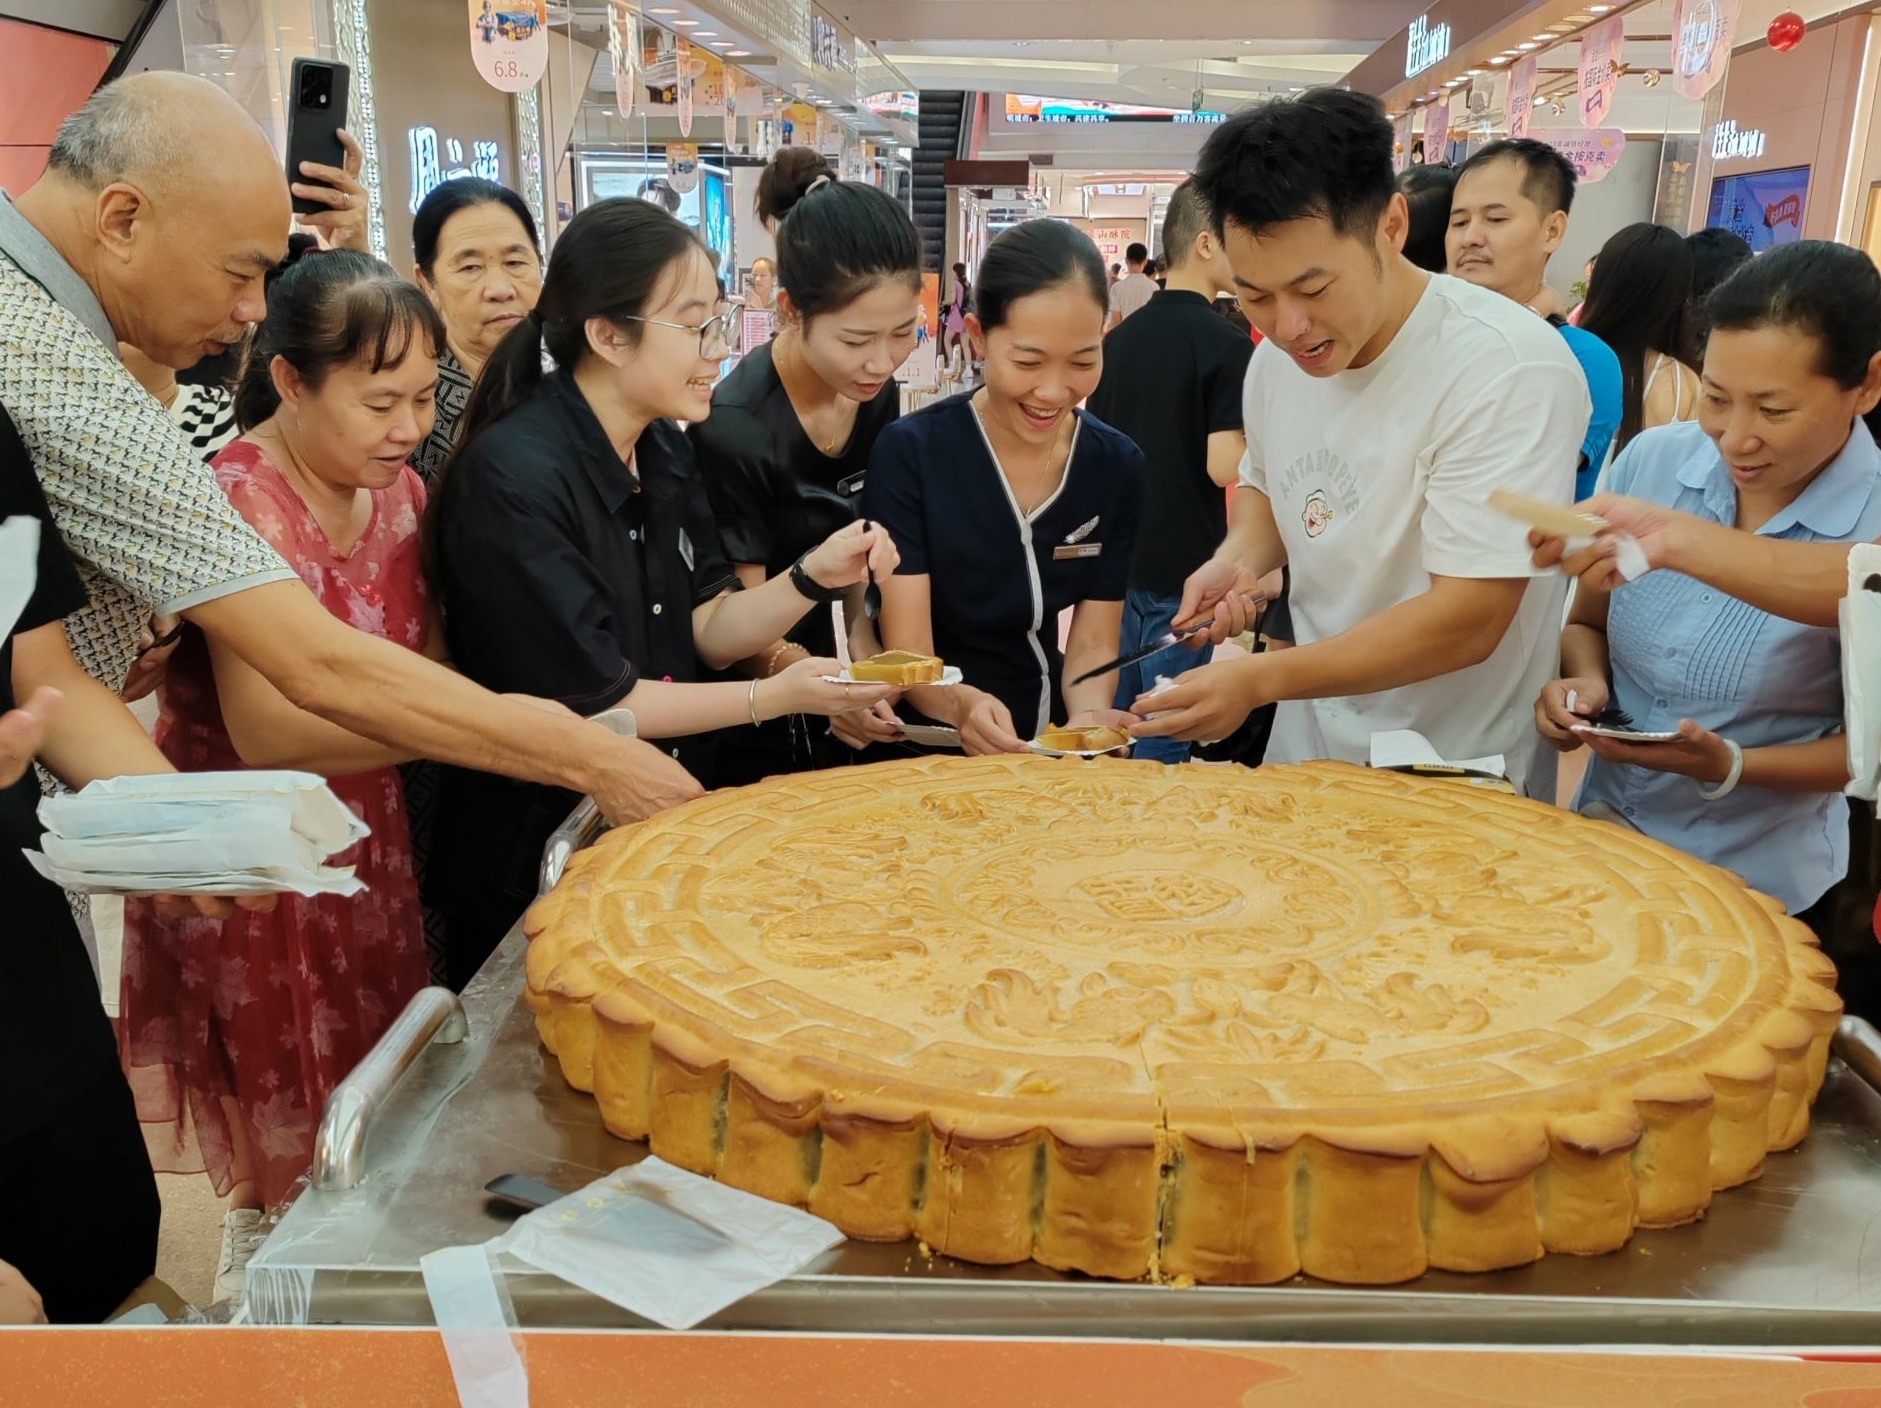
[
  {"left": 666, "top": 142, "right": 700, "bottom": 195},
  {"left": 723, "top": 65, "right": 744, "bottom": 153},
  {"left": 1424, "top": 95, "right": 1451, "bottom": 163},
  {"left": 1578, "top": 16, "right": 1624, "bottom": 128},
  {"left": 468, "top": 0, "right": 548, "bottom": 93},
  {"left": 676, "top": 33, "right": 695, "bottom": 137},
  {"left": 1507, "top": 56, "right": 1537, "bottom": 140},
  {"left": 1392, "top": 111, "right": 1413, "bottom": 173},
  {"left": 1539, "top": 128, "right": 1627, "bottom": 183},
  {"left": 753, "top": 117, "right": 781, "bottom": 159},
  {"left": 695, "top": 52, "right": 727, "bottom": 119},
  {"left": 1672, "top": 0, "right": 1740, "bottom": 100},
  {"left": 607, "top": 1, "right": 637, "bottom": 115}
]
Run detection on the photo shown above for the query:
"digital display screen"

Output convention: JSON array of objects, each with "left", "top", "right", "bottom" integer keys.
[
  {"left": 1706, "top": 165, "right": 1810, "bottom": 252},
  {"left": 1003, "top": 94, "right": 1224, "bottom": 125}
]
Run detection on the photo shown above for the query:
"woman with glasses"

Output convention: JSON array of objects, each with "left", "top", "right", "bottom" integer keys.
[
  {"left": 409, "top": 178, "right": 545, "bottom": 482},
  {"left": 689, "top": 149, "right": 924, "bottom": 785},
  {"left": 426, "top": 199, "right": 901, "bottom": 986}
]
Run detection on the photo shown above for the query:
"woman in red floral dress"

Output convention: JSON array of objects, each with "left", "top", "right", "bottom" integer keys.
[{"left": 121, "top": 251, "right": 446, "bottom": 1232}]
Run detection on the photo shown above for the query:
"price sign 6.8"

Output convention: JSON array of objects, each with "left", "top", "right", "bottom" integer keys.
[{"left": 468, "top": 0, "right": 548, "bottom": 93}]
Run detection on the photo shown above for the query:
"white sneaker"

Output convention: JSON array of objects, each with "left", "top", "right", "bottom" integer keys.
[{"left": 213, "top": 1207, "right": 269, "bottom": 1305}]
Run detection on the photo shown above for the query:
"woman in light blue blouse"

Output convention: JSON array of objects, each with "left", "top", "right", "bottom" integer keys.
[{"left": 1535, "top": 241, "right": 1881, "bottom": 922}]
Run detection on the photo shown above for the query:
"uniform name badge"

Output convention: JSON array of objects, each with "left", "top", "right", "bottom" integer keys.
[{"left": 1052, "top": 542, "right": 1102, "bottom": 561}]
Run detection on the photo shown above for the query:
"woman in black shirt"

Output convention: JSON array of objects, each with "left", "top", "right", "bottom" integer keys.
[
  {"left": 429, "top": 199, "right": 899, "bottom": 985},
  {"left": 689, "top": 149, "right": 923, "bottom": 785},
  {"left": 865, "top": 221, "right": 1142, "bottom": 754}
]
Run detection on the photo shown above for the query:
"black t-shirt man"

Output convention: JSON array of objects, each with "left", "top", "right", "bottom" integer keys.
[
  {"left": 1085, "top": 289, "right": 1254, "bottom": 596},
  {"left": 0, "top": 401, "right": 159, "bottom": 1322}
]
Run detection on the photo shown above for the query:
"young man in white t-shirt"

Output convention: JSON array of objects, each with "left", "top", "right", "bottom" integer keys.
[
  {"left": 1107, "top": 242, "right": 1159, "bottom": 330},
  {"left": 1131, "top": 89, "right": 1590, "bottom": 798}
]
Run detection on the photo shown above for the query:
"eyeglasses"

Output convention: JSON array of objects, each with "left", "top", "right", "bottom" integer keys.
[{"left": 618, "top": 308, "right": 735, "bottom": 359}]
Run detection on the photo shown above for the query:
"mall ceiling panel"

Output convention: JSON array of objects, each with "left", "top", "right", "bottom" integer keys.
[
  {"left": 829, "top": 0, "right": 1428, "bottom": 46},
  {"left": 1, "top": 0, "right": 145, "bottom": 41}
]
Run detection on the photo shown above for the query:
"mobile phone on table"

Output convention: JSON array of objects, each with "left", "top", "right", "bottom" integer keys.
[{"left": 285, "top": 58, "right": 350, "bottom": 216}]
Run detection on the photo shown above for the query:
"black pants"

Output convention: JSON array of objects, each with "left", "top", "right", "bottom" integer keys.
[{"left": 0, "top": 1059, "right": 159, "bottom": 1323}]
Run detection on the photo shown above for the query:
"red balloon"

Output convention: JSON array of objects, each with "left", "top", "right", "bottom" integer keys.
[{"left": 1769, "top": 11, "right": 1806, "bottom": 51}]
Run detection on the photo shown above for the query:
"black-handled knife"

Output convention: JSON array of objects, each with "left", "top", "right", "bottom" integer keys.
[{"left": 1068, "top": 623, "right": 1215, "bottom": 687}]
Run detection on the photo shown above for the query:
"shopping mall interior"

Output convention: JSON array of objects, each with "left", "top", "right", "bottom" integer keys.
[{"left": 11, "top": 0, "right": 1881, "bottom": 1400}]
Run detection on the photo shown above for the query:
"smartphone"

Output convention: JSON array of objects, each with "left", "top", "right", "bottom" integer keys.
[{"left": 285, "top": 58, "right": 350, "bottom": 217}]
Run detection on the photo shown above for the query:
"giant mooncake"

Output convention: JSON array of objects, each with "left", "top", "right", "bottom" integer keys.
[{"left": 523, "top": 758, "right": 1842, "bottom": 1284}]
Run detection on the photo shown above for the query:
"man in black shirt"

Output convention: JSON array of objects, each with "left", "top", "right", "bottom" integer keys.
[{"left": 1085, "top": 181, "right": 1255, "bottom": 763}]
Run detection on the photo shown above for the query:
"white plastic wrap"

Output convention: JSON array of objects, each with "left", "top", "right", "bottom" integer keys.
[{"left": 0, "top": 516, "right": 38, "bottom": 642}]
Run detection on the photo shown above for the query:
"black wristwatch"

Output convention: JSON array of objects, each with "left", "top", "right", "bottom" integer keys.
[{"left": 788, "top": 554, "right": 847, "bottom": 604}]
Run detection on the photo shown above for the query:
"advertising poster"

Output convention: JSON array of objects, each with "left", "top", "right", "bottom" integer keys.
[
  {"left": 1578, "top": 15, "right": 1624, "bottom": 128},
  {"left": 1539, "top": 128, "right": 1627, "bottom": 183},
  {"left": 467, "top": 0, "right": 548, "bottom": 92},
  {"left": 897, "top": 272, "right": 942, "bottom": 391},
  {"left": 1393, "top": 111, "right": 1413, "bottom": 173},
  {"left": 723, "top": 65, "right": 744, "bottom": 153},
  {"left": 1673, "top": 0, "right": 1740, "bottom": 100},
  {"left": 1423, "top": 95, "right": 1451, "bottom": 163},
  {"left": 606, "top": 1, "right": 637, "bottom": 115},
  {"left": 1508, "top": 56, "right": 1537, "bottom": 140},
  {"left": 666, "top": 142, "right": 699, "bottom": 195}
]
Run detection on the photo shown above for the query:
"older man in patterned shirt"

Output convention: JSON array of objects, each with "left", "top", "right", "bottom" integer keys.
[{"left": 0, "top": 74, "right": 701, "bottom": 839}]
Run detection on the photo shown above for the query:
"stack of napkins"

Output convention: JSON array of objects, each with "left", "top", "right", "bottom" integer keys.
[{"left": 28, "top": 771, "right": 371, "bottom": 897}]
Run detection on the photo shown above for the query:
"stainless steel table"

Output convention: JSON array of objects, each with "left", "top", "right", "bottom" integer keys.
[{"left": 245, "top": 929, "right": 1881, "bottom": 1344}]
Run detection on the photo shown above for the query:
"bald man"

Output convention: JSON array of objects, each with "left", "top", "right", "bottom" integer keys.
[{"left": 1, "top": 77, "right": 698, "bottom": 848}]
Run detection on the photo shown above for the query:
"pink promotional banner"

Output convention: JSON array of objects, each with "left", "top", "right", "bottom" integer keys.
[
  {"left": 1507, "top": 56, "right": 1537, "bottom": 140},
  {"left": 676, "top": 32, "right": 695, "bottom": 136},
  {"left": 1673, "top": 0, "right": 1740, "bottom": 100},
  {"left": 1393, "top": 110, "right": 1413, "bottom": 172},
  {"left": 468, "top": 0, "right": 549, "bottom": 92},
  {"left": 1539, "top": 128, "right": 1627, "bottom": 183},
  {"left": 607, "top": 1, "right": 637, "bottom": 116},
  {"left": 1424, "top": 95, "right": 1451, "bottom": 162},
  {"left": 1577, "top": 16, "right": 1624, "bottom": 128}
]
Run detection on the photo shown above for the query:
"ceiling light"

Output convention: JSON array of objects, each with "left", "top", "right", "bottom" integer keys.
[
  {"left": 726, "top": 48, "right": 750, "bottom": 56},
  {"left": 1489, "top": 55, "right": 1510, "bottom": 64},
  {"left": 1531, "top": 32, "right": 1553, "bottom": 40},
  {"left": 1516, "top": 41, "right": 1539, "bottom": 50},
  {"left": 709, "top": 41, "right": 731, "bottom": 48},
  {"left": 1589, "top": 3, "right": 1613, "bottom": 10},
  {"left": 673, "top": 18, "right": 697, "bottom": 26},
  {"left": 1548, "top": 22, "right": 1578, "bottom": 32},
  {"left": 692, "top": 30, "right": 716, "bottom": 38},
  {"left": 649, "top": 6, "right": 678, "bottom": 11}
]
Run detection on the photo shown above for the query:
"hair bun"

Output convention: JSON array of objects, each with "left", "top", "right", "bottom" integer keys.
[{"left": 756, "top": 146, "right": 837, "bottom": 226}]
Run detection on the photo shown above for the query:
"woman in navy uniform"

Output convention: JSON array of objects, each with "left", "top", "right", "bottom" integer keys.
[{"left": 864, "top": 220, "right": 1143, "bottom": 754}]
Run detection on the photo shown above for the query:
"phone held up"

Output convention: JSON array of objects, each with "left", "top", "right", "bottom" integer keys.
[{"left": 285, "top": 58, "right": 351, "bottom": 217}]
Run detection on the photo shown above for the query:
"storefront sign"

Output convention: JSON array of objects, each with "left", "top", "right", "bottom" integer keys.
[
  {"left": 1406, "top": 14, "right": 1452, "bottom": 79},
  {"left": 407, "top": 125, "right": 502, "bottom": 212},
  {"left": 1578, "top": 15, "right": 1624, "bottom": 128},
  {"left": 466, "top": 0, "right": 548, "bottom": 92},
  {"left": 811, "top": 9, "right": 856, "bottom": 74},
  {"left": 1540, "top": 127, "right": 1627, "bottom": 183},
  {"left": 1710, "top": 119, "right": 1768, "bottom": 161},
  {"left": 1673, "top": 0, "right": 1739, "bottom": 100},
  {"left": 1507, "top": 55, "right": 1537, "bottom": 140}
]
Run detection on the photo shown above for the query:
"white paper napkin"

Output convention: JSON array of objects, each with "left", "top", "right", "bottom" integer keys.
[
  {"left": 1370, "top": 729, "right": 1508, "bottom": 778},
  {"left": 1843, "top": 544, "right": 1881, "bottom": 801}
]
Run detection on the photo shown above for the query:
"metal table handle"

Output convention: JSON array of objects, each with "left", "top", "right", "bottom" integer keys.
[
  {"left": 539, "top": 707, "right": 635, "bottom": 895},
  {"left": 312, "top": 987, "right": 469, "bottom": 1190},
  {"left": 1833, "top": 1015, "right": 1881, "bottom": 1092}
]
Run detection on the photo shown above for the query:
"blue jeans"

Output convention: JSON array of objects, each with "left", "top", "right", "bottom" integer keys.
[{"left": 1115, "top": 588, "right": 1214, "bottom": 765}]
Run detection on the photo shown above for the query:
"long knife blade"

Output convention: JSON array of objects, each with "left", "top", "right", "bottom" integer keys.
[{"left": 1068, "top": 623, "right": 1213, "bottom": 687}]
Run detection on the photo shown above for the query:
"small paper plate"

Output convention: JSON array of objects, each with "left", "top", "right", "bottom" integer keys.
[
  {"left": 823, "top": 666, "right": 964, "bottom": 687},
  {"left": 1029, "top": 734, "right": 1133, "bottom": 759},
  {"left": 1571, "top": 724, "right": 1683, "bottom": 744}
]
